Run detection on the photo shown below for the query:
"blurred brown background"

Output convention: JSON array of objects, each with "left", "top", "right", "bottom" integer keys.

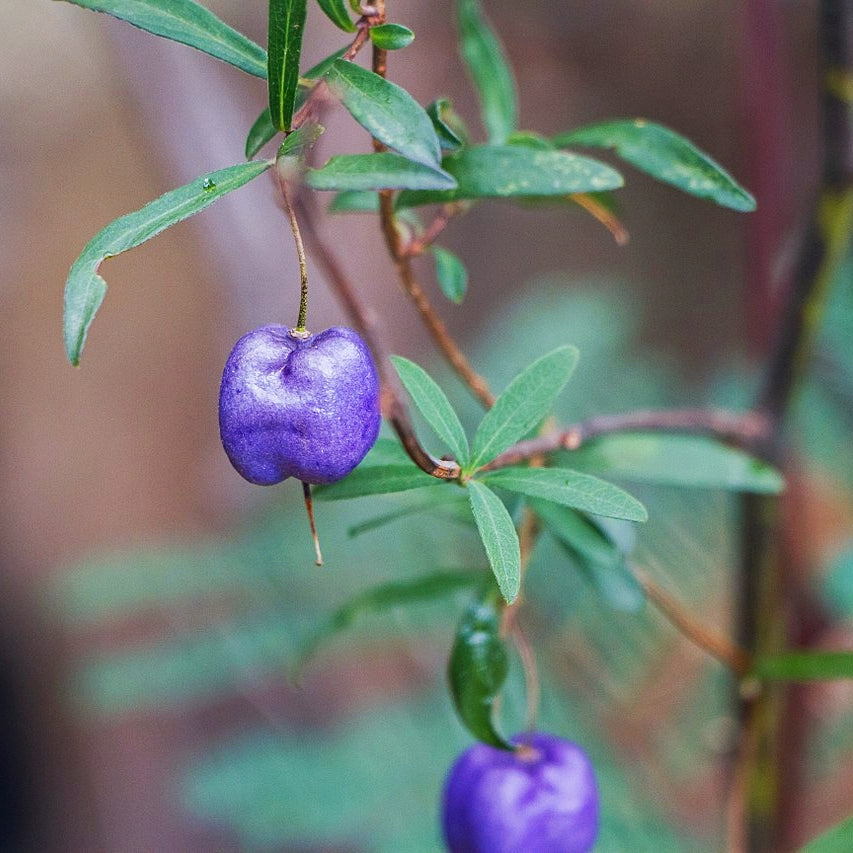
[{"left": 0, "top": 0, "right": 825, "bottom": 849}]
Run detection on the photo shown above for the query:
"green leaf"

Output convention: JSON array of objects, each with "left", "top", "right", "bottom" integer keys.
[
  {"left": 58, "top": 0, "right": 267, "bottom": 77},
  {"left": 390, "top": 356, "right": 470, "bottom": 465},
  {"left": 324, "top": 60, "right": 442, "bottom": 167},
  {"left": 802, "top": 813, "right": 853, "bottom": 853},
  {"left": 455, "top": 0, "right": 517, "bottom": 143},
  {"left": 569, "top": 434, "right": 785, "bottom": 494},
  {"left": 470, "top": 345, "right": 579, "bottom": 469},
  {"left": 554, "top": 119, "right": 756, "bottom": 212},
  {"left": 267, "top": 0, "right": 308, "bottom": 131},
  {"left": 483, "top": 467, "right": 648, "bottom": 523},
  {"left": 306, "top": 153, "right": 456, "bottom": 191},
  {"left": 531, "top": 499, "right": 644, "bottom": 612},
  {"left": 753, "top": 651, "right": 853, "bottom": 682},
  {"left": 448, "top": 595, "right": 512, "bottom": 749},
  {"left": 64, "top": 161, "right": 271, "bottom": 365},
  {"left": 315, "top": 0, "right": 355, "bottom": 32},
  {"left": 277, "top": 122, "right": 324, "bottom": 158},
  {"left": 313, "top": 464, "right": 447, "bottom": 500},
  {"left": 467, "top": 481, "right": 520, "bottom": 604},
  {"left": 328, "top": 190, "right": 380, "bottom": 213},
  {"left": 426, "top": 98, "right": 467, "bottom": 150},
  {"left": 298, "top": 570, "right": 481, "bottom": 669},
  {"left": 397, "top": 145, "right": 624, "bottom": 207},
  {"left": 369, "top": 23, "right": 415, "bottom": 50},
  {"left": 244, "top": 49, "right": 347, "bottom": 159},
  {"left": 245, "top": 109, "right": 279, "bottom": 160},
  {"left": 431, "top": 246, "right": 468, "bottom": 303}
]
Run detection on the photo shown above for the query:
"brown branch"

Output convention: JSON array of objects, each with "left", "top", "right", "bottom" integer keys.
[
  {"left": 481, "top": 407, "right": 771, "bottom": 472},
  {"left": 295, "top": 197, "right": 459, "bottom": 480},
  {"left": 370, "top": 30, "right": 495, "bottom": 409},
  {"left": 404, "top": 203, "right": 469, "bottom": 256},
  {"left": 634, "top": 567, "right": 752, "bottom": 678}
]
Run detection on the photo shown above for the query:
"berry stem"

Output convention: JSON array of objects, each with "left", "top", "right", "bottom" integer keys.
[{"left": 275, "top": 166, "right": 310, "bottom": 332}]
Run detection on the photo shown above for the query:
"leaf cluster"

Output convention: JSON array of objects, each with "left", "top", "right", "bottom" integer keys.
[{"left": 59, "top": 0, "right": 756, "bottom": 361}]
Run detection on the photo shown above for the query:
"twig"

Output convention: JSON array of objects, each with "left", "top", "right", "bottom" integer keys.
[
  {"left": 404, "top": 203, "right": 469, "bottom": 256},
  {"left": 481, "top": 407, "right": 770, "bottom": 472},
  {"left": 375, "top": 190, "right": 496, "bottom": 407},
  {"left": 634, "top": 566, "right": 751, "bottom": 678}
]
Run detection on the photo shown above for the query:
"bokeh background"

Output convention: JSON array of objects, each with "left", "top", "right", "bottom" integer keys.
[{"left": 3, "top": 1, "right": 851, "bottom": 850}]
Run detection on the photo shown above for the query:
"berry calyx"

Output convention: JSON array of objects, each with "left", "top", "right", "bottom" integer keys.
[
  {"left": 441, "top": 731, "right": 599, "bottom": 853},
  {"left": 218, "top": 324, "right": 381, "bottom": 486}
]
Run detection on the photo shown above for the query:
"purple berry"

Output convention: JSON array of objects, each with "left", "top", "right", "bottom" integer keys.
[
  {"left": 441, "top": 732, "right": 599, "bottom": 853},
  {"left": 218, "top": 324, "right": 381, "bottom": 485}
]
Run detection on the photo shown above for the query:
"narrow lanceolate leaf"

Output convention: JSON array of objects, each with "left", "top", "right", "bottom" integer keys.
[
  {"left": 753, "top": 651, "right": 853, "bottom": 682},
  {"left": 64, "top": 161, "right": 271, "bottom": 365},
  {"left": 483, "top": 467, "right": 648, "bottom": 523},
  {"left": 58, "top": 0, "right": 267, "bottom": 77},
  {"left": 467, "top": 481, "right": 520, "bottom": 604},
  {"left": 554, "top": 119, "right": 757, "bottom": 212},
  {"left": 427, "top": 99, "right": 466, "bottom": 150},
  {"left": 315, "top": 0, "right": 355, "bottom": 32},
  {"left": 396, "top": 145, "right": 624, "bottom": 207},
  {"left": 324, "top": 60, "right": 442, "bottom": 167},
  {"left": 448, "top": 596, "right": 512, "bottom": 749},
  {"left": 455, "top": 0, "right": 517, "bottom": 143},
  {"left": 531, "top": 499, "right": 644, "bottom": 612},
  {"left": 391, "top": 356, "right": 470, "bottom": 465},
  {"left": 245, "top": 47, "right": 347, "bottom": 158},
  {"left": 298, "top": 570, "right": 481, "bottom": 670},
  {"left": 431, "top": 246, "right": 468, "bottom": 303},
  {"left": 369, "top": 23, "right": 415, "bottom": 50},
  {"left": 570, "top": 434, "right": 785, "bottom": 494},
  {"left": 313, "top": 464, "right": 446, "bottom": 500},
  {"left": 802, "top": 813, "right": 853, "bottom": 853},
  {"left": 306, "top": 153, "right": 456, "bottom": 191},
  {"left": 268, "top": 0, "right": 308, "bottom": 131},
  {"left": 470, "top": 345, "right": 579, "bottom": 470}
]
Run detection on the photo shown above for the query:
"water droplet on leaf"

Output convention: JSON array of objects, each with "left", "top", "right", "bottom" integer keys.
[{"left": 202, "top": 177, "right": 216, "bottom": 191}]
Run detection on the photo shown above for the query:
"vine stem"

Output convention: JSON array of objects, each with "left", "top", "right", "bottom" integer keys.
[{"left": 481, "top": 407, "right": 770, "bottom": 472}]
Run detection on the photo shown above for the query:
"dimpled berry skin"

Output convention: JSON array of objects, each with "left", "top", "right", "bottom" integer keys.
[
  {"left": 218, "top": 324, "right": 381, "bottom": 485},
  {"left": 441, "top": 732, "right": 599, "bottom": 853}
]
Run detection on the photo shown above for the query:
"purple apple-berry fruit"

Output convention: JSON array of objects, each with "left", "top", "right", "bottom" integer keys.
[
  {"left": 442, "top": 732, "right": 599, "bottom": 853},
  {"left": 219, "top": 324, "right": 381, "bottom": 485}
]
